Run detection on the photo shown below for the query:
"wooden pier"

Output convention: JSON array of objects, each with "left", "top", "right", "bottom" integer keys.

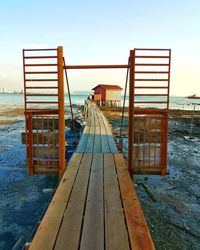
[{"left": 28, "top": 102, "right": 155, "bottom": 250}]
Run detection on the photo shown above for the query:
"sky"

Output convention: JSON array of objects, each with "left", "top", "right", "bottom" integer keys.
[{"left": 0, "top": 0, "right": 200, "bottom": 96}]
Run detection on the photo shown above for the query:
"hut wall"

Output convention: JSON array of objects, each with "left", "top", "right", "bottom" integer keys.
[
  {"left": 93, "top": 86, "right": 106, "bottom": 101},
  {"left": 106, "top": 90, "right": 121, "bottom": 101}
]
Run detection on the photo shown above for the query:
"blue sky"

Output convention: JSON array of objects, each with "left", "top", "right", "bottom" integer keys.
[{"left": 0, "top": 0, "right": 200, "bottom": 96}]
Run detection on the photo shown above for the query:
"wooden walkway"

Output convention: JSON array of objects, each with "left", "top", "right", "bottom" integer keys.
[{"left": 29, "top": 102, "right": 155, "bottom": 250}]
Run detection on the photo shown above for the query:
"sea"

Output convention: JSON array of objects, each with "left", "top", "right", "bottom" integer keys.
[{"left": 1, "top": 93, "right": 200, "bottom": 110}]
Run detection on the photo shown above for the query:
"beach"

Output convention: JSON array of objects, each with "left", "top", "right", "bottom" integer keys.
[
  {"left": 0, "top": 98, "right": 84, "bottom": 249},
  {"left": 0, "top": 94, "right": 200, "bottom": 249},
  {"left": 101, "top": 106, "right": 200, "bottom": 250}
]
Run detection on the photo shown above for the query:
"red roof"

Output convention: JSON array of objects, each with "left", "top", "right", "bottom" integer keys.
[{"left": 92, "top": 84, "right": 123, "bottom": 91}]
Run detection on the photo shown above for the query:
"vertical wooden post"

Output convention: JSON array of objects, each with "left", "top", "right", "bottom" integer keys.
[
  {"left": 57, "top": 46, "right": 66, "bottom": 175},
  {"left": 162, "top": 49, "right": 171, "bottom": 175},
  {"left": 28, "top": 112, "right": 34, "bottom": 176},
  {"left": 161, "top": 113, "right": 168, "bottom": 175},
  {"left": 128, "top": 50, "right": 135, "bottom": 176}
]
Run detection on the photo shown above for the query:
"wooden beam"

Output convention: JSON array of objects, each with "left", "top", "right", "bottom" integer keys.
[
  {"left": 29, "top": 153, "right": 83, "bottom": 250},
  {"left": 80, "top": 153, "right": 104, "bottom": 250},
  {"left": 63, "top": 64, "right": 129, "bottom": 69},
  {"left": 114, "top": 153, "right": 155, "bottom": 250},
  {"left": 57, "top": 46, "right": 66, "bottom": 174}
]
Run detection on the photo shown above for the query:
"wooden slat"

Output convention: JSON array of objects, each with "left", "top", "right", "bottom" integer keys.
[
  {"left": 80, "top": 153, "right": 104, "bottom": 250},
  {"left": 93, "top": 128, "right": 102, "bottom": 152},
  {"left": 85, "top": 126, "right": 95, "bottom": 152},
  {"left": 114, "top": 154, "right": 155, "bottom": 250},
  {"left": 29, "top": 153, "right": 83, "bottom": 250},
  {"left": 22, "top": 132, "right": 59, "bottom": 144},
  {"left": 104, "top": 154, "right": 130, "bottom": 250},
  {"left": 55, "top": 153, "right": 93, "bottom": 250},
  {"left": 106, "top": 126, "right": 118, "bottom": 153},
  {"left": 33, "top": 159, "right": 59, "bottom": 167},
  {"left": 34, "top": 166, "right": 59, "bottom": 174},
  {"left": 33, "top": 146, "right": 59, "bottom": 158},
  {"left": 133, "top": 132, "right": 161, "bottom": 144},
  {"left": 101, "top": 125, "right": 110, "bottom": 153},
  {"left": 28, "top": 118, "right": 59, "bottom": 130},
  {"left": 76, "top": 126, "right": 90, "bottom": 152}
]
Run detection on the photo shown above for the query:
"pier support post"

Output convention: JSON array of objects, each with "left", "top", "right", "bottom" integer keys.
[{"left": 58, "top": 46, "right": 66, "bottom": 174}]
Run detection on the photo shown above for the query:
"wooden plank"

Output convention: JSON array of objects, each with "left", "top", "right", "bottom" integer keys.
[
  {"left": 33, "top": 146, "right": 59, "bottom": 158},
  {"left": 22, "top": 132, "right": 59, "bottom": 144},
  {"left": 134, "top": 118, "right": 161, "bottom": 129},
  {"left": 101, "top": 125, "right": 110, "bottom": 153},
  {"left": 85, "top": 126, "right": 95, "bottom": 152},
  {"left": 33, "top": 159, "right": 59, "bottom": 167},
  {"left": 104, "top": 154, "right": 130, "bottom": 250},
  {"left": 80, "top": 153, "right": 104, "bottom": 250},
  {"left": 93, "top": 113, "right": 102, "bottom": 152},
  {"left": 93, "top": 106, "right": 110, "bottom": 153},
  {"left": 105, "top": 126, "right": 118, "bottom": 153},
  {"left": 94, "top": 106, "right": 116, "bottom": 153},
  {"left": 90, "top": 105, "right": 95, "bottom": 126},
  {"left": 133, "top": 131, "right": 161, "bottom": 144},
  {"left": 55, "top": 153, "right": 93, "bottom": 250},
  {"left": 33, "top": 167, "right": 59, "bottom": 174},
  {"left": 133, "top": 145, "right": 160, "bottom": 158},
  {"left": 93, "top": 127, "right": 102, "bottom": 152},
  {"left": 29, "top": 153, "right": 83, "bottom": 250},
  {"left": 114, "top": 154, "right": 155, "bottom": 250},
  {"left": 29, "top": 118, "right": 59, "bottom": 130},
  {"left": 76, "top": 125, "right": 90, "bottom": 152}
]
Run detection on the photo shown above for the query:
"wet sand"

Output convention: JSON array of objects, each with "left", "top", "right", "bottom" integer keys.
[
  {"left": 0, "top": 105, "right": 83, "bottom": 250},
  {"left": 101, "top": 107, "right": 200, "bottom": 250},
  {"left": 1, "top": 105, "right": 200, "bottom": 249}
]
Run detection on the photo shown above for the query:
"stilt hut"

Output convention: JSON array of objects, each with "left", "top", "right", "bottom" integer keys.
[{"left": 92, "top": 84, "right": 123, "bottom": 107}]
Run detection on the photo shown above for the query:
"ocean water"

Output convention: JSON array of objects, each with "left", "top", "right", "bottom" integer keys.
[{"left": 0, "top": 93, "right": 200, "bottom": 111}]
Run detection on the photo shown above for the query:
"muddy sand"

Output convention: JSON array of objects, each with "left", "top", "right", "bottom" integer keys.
[
  {"left": 0, "top": 105, "right": 83, "bottom": 250},
  {"left": 101, "top": 106, "right": 200, "bottom": 250},
  {"left": 0, "top": 105, "right": 200, "bottom": 249}
]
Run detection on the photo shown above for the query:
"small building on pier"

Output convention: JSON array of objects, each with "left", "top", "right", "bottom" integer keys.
[{"left": 92, "top": 84, "right": 123, "bottom": 106}]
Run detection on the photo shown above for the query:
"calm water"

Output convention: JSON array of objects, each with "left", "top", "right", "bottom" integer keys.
[{"left": 0, "top": 93, "right": 200, "bottom": 111}]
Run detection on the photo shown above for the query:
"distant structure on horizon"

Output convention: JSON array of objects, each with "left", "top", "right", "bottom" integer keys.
[
  {"left": 92, "top": 84, "right": 123, "bottom": 107},
  {"left": 0, "top": 87, "right": 23, "bottom": 94},
  {"left": 186, "top": 94, "right": 200, "bottom": 99}
]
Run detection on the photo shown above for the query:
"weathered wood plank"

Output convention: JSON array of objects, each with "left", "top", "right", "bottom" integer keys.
[
  {"left": 105, "top": 126, "right": 118, "bottom": 153},
  {"left": 33, "top": 159, "right": 59, "bottom": 167},
  {"left": 29, "top": 153, "right": 83, "bottom": 250},
  {"left": 99, "top": 110, "right": 118, "bottom": 153},
  {"left": 80, "top": 153, "right": 104, "bottom": 250},
  {"left": 33, "top": 167, "right": 59, "bottom": 174},
  {"left": 93, "top": 127, "right": 102, "bottom": 153},
  {"left": 114, "top": 153, "right": 155, "bottom": 250},
  {"left": 76, "top": 125, "right": 90, "bottom": 152},
  {"left": 55, "top": 153, "right": 93, "bottom": 250},
  {"left": 33, "top": 146, "right": 59, "bottom": 158},
  {"left": 22, "top": 132, "right": 59, "bottom": 144},
  {"left": 28, "top": 118, "right": 59, "bottom": 130},
  {"left": 104, "top": 154, "right": 130, "bottom": 250},
  {"left": 101, "top": 125, "right": 110, "bottom": 153},
  {"left": 85, "top": 126, "right": 95, "bottom": 152},
  {"left": 93, "top": 108, "right": 102, "bottom": 152}
]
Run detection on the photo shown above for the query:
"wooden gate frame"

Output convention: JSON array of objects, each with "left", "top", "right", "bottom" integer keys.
[
  {"left": 128, "top": 48, "right": 171, "bottom": 176},
  {"left": 23, "top": 47, "right": 65, "bottom": 175},
  {"left": 23, "top": 46, "right": 171, "bottom": 176}
]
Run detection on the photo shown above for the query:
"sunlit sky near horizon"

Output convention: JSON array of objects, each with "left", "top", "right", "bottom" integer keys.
[{"left": 0, "top": 0, "right": 200, "bottom": 96}]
